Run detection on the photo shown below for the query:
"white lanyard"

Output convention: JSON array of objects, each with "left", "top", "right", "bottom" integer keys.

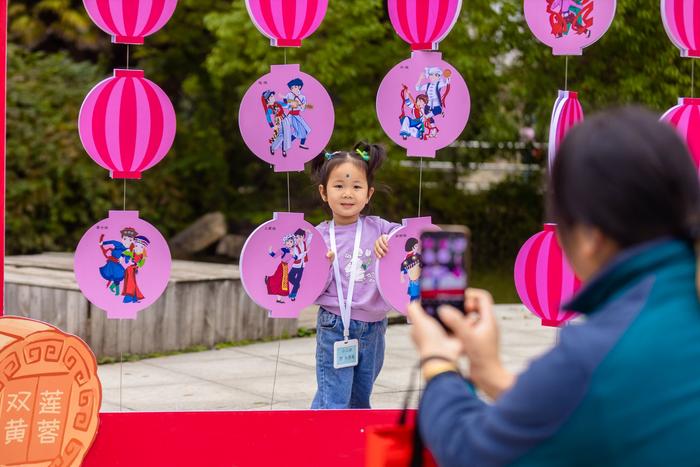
[{"left": 329, "top": 218, "right": 363, "bottom": 342}]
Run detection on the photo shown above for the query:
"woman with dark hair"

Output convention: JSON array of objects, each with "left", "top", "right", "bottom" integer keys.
[{"left": 408, "top": 107, "right": 700, "bottom": 466}]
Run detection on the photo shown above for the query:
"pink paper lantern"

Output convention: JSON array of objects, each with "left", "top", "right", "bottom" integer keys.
[
  {"left": 79, "top": 69, "right": 176, "bottom": 179},
  {"left": 524, "top": 0, "right": 617, "bottom": 55},
  {"left": 240, "top": 212, "right": 331, "bottom": 318},
  {"left": 376, "top": 217, "right": 441, "bottom": 315},
  {"left": 548, "top": 90, "right": 584, "bottom": 172},
  {"left": 661, "top": 97, "right": 700, "bottom": 170},
  {"left": 74, "top": 210, "right": 172, "bottom": 320},
  {"left": 376, "top": 51, "right": 470, "bottom": 158},
  {"left": 388, "top": 0, "right": 463, "bottom": 51},
  {"left": 245, "top": 0, "right": 328, "bottom": 47},
  {"left": 514, "top": 224, "right": 581, "bottom": 327},
  {"left": 83, "top": 0, "right": 178, "bottom": 45},
  {"left": 661, "top": 0, "right": 700, "bottom": 58}
]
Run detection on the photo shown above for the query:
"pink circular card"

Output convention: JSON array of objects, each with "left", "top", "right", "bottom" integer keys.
[
  {"left": 74, "top": 210, "right": 172, "bottom": 319},
  {"left": 376, "top": 217, "right": 440, "bottom": 315},
  {"left": 239, "top": 64, "right": 334, "bottom": 172},
  {"left": 376, "top": 51, "right": 470, "bottom": 158},
  {"left": 239, "top": 212, "right": 331, "bottom": 318},
  {"left": 524, "top": 0, "right": 617, "bottom": 56}
]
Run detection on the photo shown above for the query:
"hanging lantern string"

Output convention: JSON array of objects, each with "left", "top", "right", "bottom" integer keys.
[
  {"left": 118, "top": 43, "right": 132, "bottom": 413},
  {"left": 117, "top": 324, "right": 123, "bottom": 411},
  {"left": 692, "top": 60, "right": 695, "bottom": 99},
  {"left": 418, "top": 158, "right": 424, "bottom": 217},
  {"left": 287, "top": 173, "right": 291, "bottom": 212},
  {"left": 564, "top": 56, "right": 569, "bottom": 91},
  {"left": 270, "top": 339, "right": 282, "bottom": 409}
]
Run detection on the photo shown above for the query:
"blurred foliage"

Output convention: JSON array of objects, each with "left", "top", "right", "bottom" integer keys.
[
  {"left": 6, "top": 45, "right": 121, "bottom": 253},
  {"left": 5, "top": 0, "right": 693, "bottom": 278}
]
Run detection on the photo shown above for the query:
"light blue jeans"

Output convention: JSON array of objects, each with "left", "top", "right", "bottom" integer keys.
[{"left": 311, "top": 308, "right": 388, "bottom": 409}]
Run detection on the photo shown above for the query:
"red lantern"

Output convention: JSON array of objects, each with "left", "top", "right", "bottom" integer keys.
[
  {"left": 514, "top": 224, "right": 581, "bottom": 327},
  {"left": 387, "top": 0, "right": 463, "bottom": 50},
  {"left": 548, "top": 90, "right": 584, "bottom": 172},
  {"left": 661, "top": 97, "right": 700, "bottom": 170},
  {"left": 245, "top": 0, "right": 329, "bottom": 47},
  {"left": 79, "top": 69, "right": 176, "bottom": 179},
  {"left": 661, "top": 0, "right": 700, "bottom": 58},
  {"left": 83, "top": 0, "right": 178, "bottom": 45}
]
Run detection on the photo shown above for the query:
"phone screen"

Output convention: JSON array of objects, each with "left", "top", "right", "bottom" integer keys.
[{"left": 419, "top": 231, "right": 469, "bottom": 321}]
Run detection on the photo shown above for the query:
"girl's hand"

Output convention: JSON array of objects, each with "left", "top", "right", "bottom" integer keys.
[
  {"left": 326, "top": 250, "right": 335, "bottom": 262},
  {"left": 374, "top": 235, "right": 390, "bottom": 259}
]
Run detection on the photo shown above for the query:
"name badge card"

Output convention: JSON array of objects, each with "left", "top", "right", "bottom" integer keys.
[{"left": 334, "top": 339, "right": 359, "bottom": 369}]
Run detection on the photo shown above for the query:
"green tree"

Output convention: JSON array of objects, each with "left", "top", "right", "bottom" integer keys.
[
  {"left": 4, "top": 0, "right": 695, "bottom": 273},
  {"left": 6, "top": 45, "right": 120, "bottom": 253}
]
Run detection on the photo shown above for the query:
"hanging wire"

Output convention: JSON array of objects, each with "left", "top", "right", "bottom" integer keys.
[
  {"left": 418, "top": 159, "right": 424, "bottom": 217},
  {"left": 287, "top": 173, "right": 291, "bottom": 212},
  {"left": 270, "top": 339, "right": 282, "bottom": 409},
  {"left": 692, "top": 60, "right": 695, "bottom": 98},
  {"left": 284, "top": 48, "right": 287, "bottom": 66},
  {"left": 118, "top": 42, "right": 131, "bottom": 410},
  {"left": 117, "top": 323, "right": 123, "bottom": 411},
  {"left": 564, "top": 56, "right": 569, "bottom": 91}
]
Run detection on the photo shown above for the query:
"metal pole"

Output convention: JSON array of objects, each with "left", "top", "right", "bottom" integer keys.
[{"left": 0, "top": 0, "right": 8, "bottom": 317}]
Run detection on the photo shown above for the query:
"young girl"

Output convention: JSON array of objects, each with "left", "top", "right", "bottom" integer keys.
[{"left": 310, "top": 142, "right": 400, "bottom": 409}]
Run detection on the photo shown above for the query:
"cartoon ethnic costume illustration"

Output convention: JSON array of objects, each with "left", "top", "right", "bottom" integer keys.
[
  {"left": 547, "top": 0, "right": 594, "bottom": 38},
  {"left": 265, "top": 229, "right": 313, "bottom": 303},
  {"left": 99, "top": 227, "right": 149, "bottom": 304},
  {"left": 399, "top": 67, "right": 452, "bottom": 141},
  {"left": 261, "top": 78, "right": 313, "bottom": 158},
  {"left": 400, "top": 238, "right": 423, "bottom": 302}
]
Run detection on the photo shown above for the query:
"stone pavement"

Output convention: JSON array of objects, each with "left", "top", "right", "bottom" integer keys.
[{"left": 97, "top": 305, "right": 558, "bottom": 412}]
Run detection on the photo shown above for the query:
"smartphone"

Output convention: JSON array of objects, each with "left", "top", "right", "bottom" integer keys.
[{"left": 419, "top": 229, "right": 469, "bottom": 328}]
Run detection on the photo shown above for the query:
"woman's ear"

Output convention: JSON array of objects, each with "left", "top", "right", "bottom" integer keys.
[{"left": 319, "top": 184, "right": 327, "bottom": 202}]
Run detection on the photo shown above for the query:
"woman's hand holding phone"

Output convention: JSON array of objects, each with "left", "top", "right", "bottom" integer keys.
[{"left": 408, "top": 289, "right": 515, "bottom": 399}]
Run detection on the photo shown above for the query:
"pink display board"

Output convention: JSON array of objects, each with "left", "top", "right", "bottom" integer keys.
[
  {"left": 83, "top": 0, "right": 178, "bottom": 45},
  {"left": 79, "top": 69, "right": 176, "bottom": 180},
  {"left": 524, "top": 0, "right": 617, "bottom": 55},
  {"left": 245, "top": 0, "right": 328, "bottom": 47},
  {"left": 74, "top": 210, "right": 172, "bottom": 320},
  {"left": 548, "top": 90, "right": 584, "bottom": 172},
  {"left": 661, "top": 97, "right": 700, "bottom": 170},
  {"left": 239, "top": 212, "right": 330, "bottom": 318},
  {"left": 661, "top": 0, "right": 700, "bottom": 58},
  {"left": 376, "top": 51, "right": 470, "bottom": 158},
  {"left": 376, "top": 217, "right": 440, "bottom": 315},
  {"left": 514, "top": 224, "right": 580, "bottom": 327},
  {"left": 239, "top": 64, "right": 334, "bottom": 172},
  {"left": 388, "top": 0, "right": 462, "bottom": 51}
]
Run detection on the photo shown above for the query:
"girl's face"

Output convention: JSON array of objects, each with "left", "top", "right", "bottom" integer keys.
[
  {"left": 285, "top": 238, "right": 295, "bottom": 249},
  {"left": 319, "top": 161, "right": 375, "bottom": 226},
  {"left": 266, "top": 94, "right": 276, "bottom": 104},
  {"left": 122, "top": 235, "right": 133, "bottom": 246}
]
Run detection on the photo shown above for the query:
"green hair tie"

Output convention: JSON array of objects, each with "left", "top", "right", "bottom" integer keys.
[{"left": 355, "top": 148, "right": 370, "bottom": 162}]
